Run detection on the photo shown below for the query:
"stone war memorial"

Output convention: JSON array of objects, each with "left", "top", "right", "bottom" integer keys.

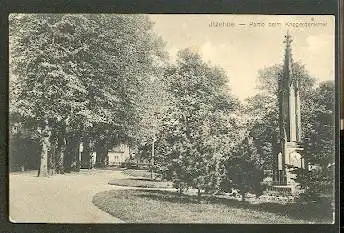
[{"left": 272, "top": 32, "right": 304, "bottom": 195}]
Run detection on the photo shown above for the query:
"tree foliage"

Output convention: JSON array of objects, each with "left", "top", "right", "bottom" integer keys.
[
  {"left": 293, "top": 81, "right": 335, "bottom": 203},
  {"left": 9, "top": 14, "right": 166, "bottom": 175},
  {"left": 247, "top": 62, "right": 335, "bottom": 202},
  {"left": 221, "top": 136, "right": 265, "bottom": 201},
  {"left": 154, "top": 49, "right": 241, "bottom": 198},
  {"left": 245, "top": 63, "right": 316, "bottom": 170}
]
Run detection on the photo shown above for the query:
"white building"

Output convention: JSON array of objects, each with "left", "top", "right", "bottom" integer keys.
[{"left": 107, "top": 144, "right": 130, "bottom": 166}]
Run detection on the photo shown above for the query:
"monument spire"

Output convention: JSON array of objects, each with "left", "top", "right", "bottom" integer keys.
[
  {"left": 280, "top": 31, "right": 301, "bottom": 143},
  {"left": 283, "top": 31, "right": 293, "bottom": 86},
  {"left": 274, "top": 32, "right": 303, "bottom": 187}
]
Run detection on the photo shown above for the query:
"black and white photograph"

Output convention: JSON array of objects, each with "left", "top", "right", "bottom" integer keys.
[{"left": 8, "top": 14, "right": 335, "bottom": 224}]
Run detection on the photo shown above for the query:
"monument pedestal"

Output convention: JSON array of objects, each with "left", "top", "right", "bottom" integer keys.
[
  {"left": 285, "top": 167, "right": 300, "bottom": 195},
  {"left": 272, "top": 142, "right": 304, "bottom": 196}
]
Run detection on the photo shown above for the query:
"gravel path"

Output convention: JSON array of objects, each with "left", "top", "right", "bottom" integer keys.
[{"left": 9, "top": 169, "right": 130, "bottom": 223}]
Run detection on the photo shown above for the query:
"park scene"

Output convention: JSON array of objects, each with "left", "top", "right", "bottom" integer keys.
[{"left": 9, "top": 14, "right": 335, "bottom": 223}]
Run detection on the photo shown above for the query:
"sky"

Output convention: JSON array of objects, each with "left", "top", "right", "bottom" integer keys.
[{"left": 148, "top": 15, "right": 335, "bottom": 101}]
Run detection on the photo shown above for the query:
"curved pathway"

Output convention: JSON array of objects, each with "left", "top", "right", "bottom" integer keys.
[{"left": 9, "top": 169, "right": 130, "bottom": 223}]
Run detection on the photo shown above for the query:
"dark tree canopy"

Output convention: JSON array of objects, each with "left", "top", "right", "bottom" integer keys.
[{"left": 9, "top": 14, "right": 167, "bottom": 174}]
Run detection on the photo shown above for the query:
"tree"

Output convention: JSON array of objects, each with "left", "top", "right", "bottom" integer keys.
[
  {"left": 293, "top": 81, "right": 335, "bottom": 203},
  {"left": 222, "top": 136, "right": 265, "bottom": 201},
  {"left": 246, "top": 62, "right": 335, "bottom": 204},
  {"left": 9, "top": 14, "right": 86, "bottom": 176},
  {"left": 245, "top": 63, "right": 316, "bottom": 170},
  {"left": 155, "top": 49, "right": 240, "bottom": 200},
  {"left": 79, "top": 14, "right": 167, "bottom": 168},
  {"left": 134, "top": 72, "right": 170, "bottom": 179},
  {"left": 245, "top": 93, "right": 280, "bottom": 170},
  {"left": 9, "top": 14, "right": 167, "bottom": 175},
  {"left": 302, "top": 81, "right": 335, "bottom": 168}
]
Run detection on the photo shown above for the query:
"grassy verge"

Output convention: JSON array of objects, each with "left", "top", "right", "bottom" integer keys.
[
  {"left": 121, "top": 169, "right": 156, "bottom": 179},
  {"left": 92, "top": 189, "right": 332, "bottom": 223},
  {"left": 108, "top": 178, "right": 172, "bottom": 189}
]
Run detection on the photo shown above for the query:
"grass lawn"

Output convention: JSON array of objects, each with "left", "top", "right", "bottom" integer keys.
[
  {"left": 121, "top": 169, "right": 156, "bottom": 179},
  {"left": 92, "top": 189, "right": 333, "bottom": 223},
  {"left": 108, "top": 178, "right": 172, "bottom": 189}
]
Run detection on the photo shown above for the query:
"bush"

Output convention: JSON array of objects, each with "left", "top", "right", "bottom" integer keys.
[
  {"left": 223, "top": 156, "right": 265, "bottom": 201},
  {"left": 292, "top": 166, "right": 334, "bottom": 207},
  {"left": 221, "top": 137, "right": 266, "bottom": 201}
]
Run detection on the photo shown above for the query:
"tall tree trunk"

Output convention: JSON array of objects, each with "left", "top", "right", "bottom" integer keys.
[
  {"left": 197, "top": 188, "right": 201, "bottom": 203},
  {"left": 63, "top": 134, "right": 72, "bottom": 173},
  {"left": 95, "top": 146, "right": 108, "bottom": 167},
  {"left": 95, "top": 137, "right": 108, "bottom": 168},
  {"left": 38, "top": 119, "right": 51, "bottom": 177},
  {"left": 81, "top": 135, "right": 92, "bottom": 169},
  {"left": 95, "top": 143, "right": 102, "bottom": 167},
  {"left": 56, "top": 135, "right": 65, "bottom": 174},
  {"left": 64, "top": 132, "right": 81, "bottom": 172},
  {"left": 74, "top": 135, "right": 81, "bottom": 172},
  {"left": 151, "top": 138, "right": 155, "bottom": 180},
  {"left": 64, "top": 132, "right": 75, "bottom": 172},
  {"left": 48, "top": 136, "right": 57, "bottom": 176}
]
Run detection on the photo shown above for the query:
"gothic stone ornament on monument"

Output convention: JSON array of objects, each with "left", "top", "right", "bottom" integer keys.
[{"left": 273, "top": 31, "right": 304, "bottom": 196}]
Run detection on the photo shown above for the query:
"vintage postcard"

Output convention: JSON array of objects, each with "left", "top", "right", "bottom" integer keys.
[{"left": 9, "top": 14, "right": 335, "bottom": 224}]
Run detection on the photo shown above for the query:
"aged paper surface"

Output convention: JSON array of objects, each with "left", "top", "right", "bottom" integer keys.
[{"left": 9, "top": 14, "right": 335, "bottom": 223}]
